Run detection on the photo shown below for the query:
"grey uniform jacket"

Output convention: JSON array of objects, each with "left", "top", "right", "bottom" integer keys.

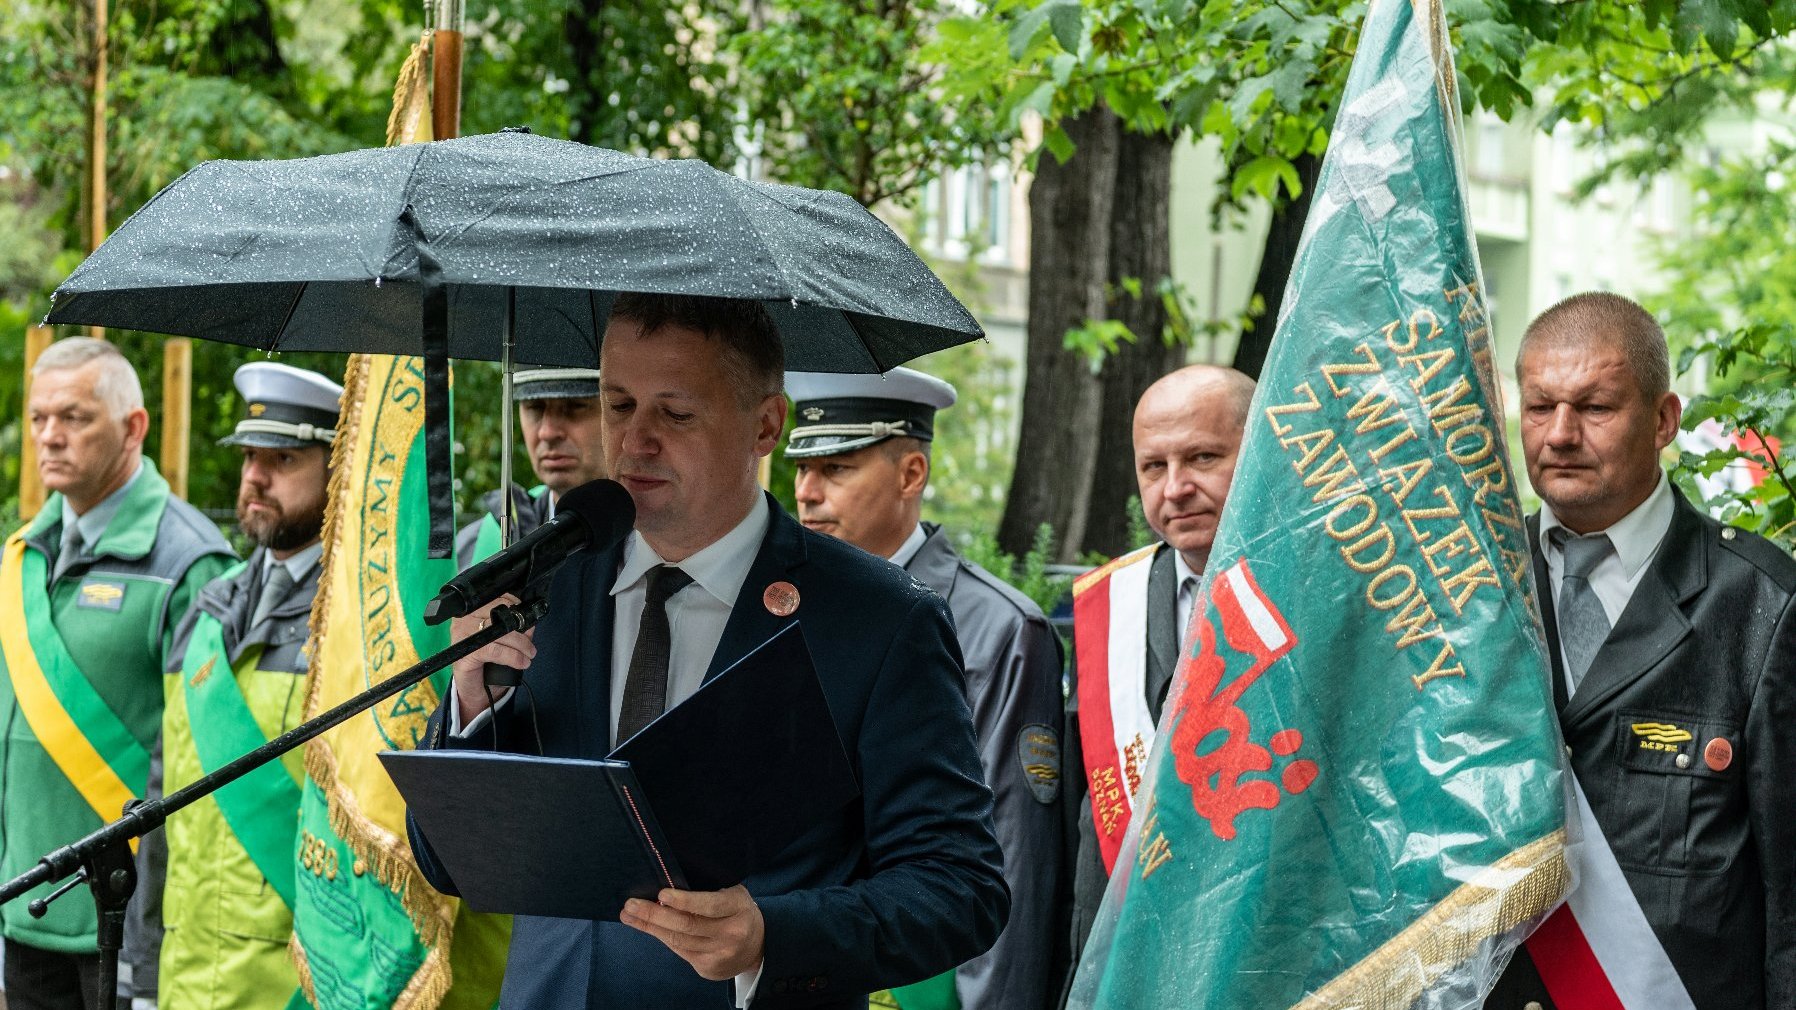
[
  {"left": 131, "top": 546, "right": 317, "bottom": 999},
  {"left": 906, "top": 524, "right": 1065, "bottom": 1010},
  {"left": 1487, "top": 488, "right": 1796, "bottom": 1010}
]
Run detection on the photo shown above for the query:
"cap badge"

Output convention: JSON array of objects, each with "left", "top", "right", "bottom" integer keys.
[
  {"left": 248, "top": 403, "right": 267, "bottom": 417},
  {"left": 763, "top": 581, "right": 800, "bottom": 617},
  {"left": 802, "top": 407, "right": 825, "bottom": 421}
]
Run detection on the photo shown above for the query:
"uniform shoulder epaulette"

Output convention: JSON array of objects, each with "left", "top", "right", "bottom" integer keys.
[
  {"left": 1715, "top": 522, "right": 1796, "bottom": 591},
  {"left": 1072, "top": 543, "right": 1157, "bottom": 598},
  {"left": 955, "top": 557, "right": 1050, "bottom": 622}
]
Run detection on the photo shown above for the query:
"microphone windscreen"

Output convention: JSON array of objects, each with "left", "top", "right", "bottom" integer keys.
[{"left": 555, "top": 479, "right": 637, "bottom": 545}]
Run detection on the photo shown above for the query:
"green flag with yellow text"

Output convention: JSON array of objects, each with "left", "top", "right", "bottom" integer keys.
[
  {"left": 289, "top": 353, "right": 507, "bottom": 1010},
  {"left": 1067, "top": 1, "right": 1569, "bottom": 1006}
]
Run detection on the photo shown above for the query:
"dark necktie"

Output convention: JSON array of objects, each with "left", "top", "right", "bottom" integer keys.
[
  {"left": 1551, "top": 528, "right": 1613, "bottom": 694},
  {"left": 51, "top": 523, "right": 84, "bottom": 585},
  {"left": 251, "top": 564, "right": 294, "bottom": 630},
  {"left": 617, "top": 565, "right": 694, "bottom": 742}
]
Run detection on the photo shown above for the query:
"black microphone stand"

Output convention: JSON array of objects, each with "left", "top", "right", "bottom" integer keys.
[{"left": 0, "top": 595, "right": 550, "bottom": 1008}]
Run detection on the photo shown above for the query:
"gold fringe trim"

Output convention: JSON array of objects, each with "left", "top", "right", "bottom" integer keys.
[
  {"left": 1289, "top": 828, "right": 1570, "bottom": 1010},
  {"left": 1074, "top": 543, "right": 1159, "bottom": 597},
  {"left": 291, "top": 932, "right": 317, "bottom": 1007},
  {"left": 295, "top": 351, "right": 459, "bottom": 1005},
  {"left": 386, "top": 36, "right": 433, "bottom": 148}
]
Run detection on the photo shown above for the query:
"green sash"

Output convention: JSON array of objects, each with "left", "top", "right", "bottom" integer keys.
[
  {"left": 469, "top": 485, "right": 547, "bottom": 564},
  {"left": 180, "top": 579, "right": 304, "bottom": 910},
  {"left": 872, "top": 972, "right": 960, "bottom": 1010},
  {"left": 0, "top": 533, "right": 150, "bottom": 824}
]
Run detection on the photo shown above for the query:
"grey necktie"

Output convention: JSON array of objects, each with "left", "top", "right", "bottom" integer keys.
[
  {"left": 51, "top": 523, "right": 84, "bottom": 585},
  {"left": 617, "top": 565, "right": 694, "bottom": 742},
  {"left": 251, "top": 564, "right": 294, "bottom": 630},
  {"left": 1551, "top": 528, "right": 1613, "bottom": 693}
]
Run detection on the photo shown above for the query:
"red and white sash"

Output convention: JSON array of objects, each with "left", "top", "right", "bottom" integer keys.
[
  {"left": 1073, "top": 544, "right": 1160, "bottom": 873},
  {"left": 1525, "top": 774, "right": 1697, "bottom": 1010}
]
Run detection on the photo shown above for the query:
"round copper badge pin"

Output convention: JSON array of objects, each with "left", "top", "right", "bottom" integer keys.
[
  {"left": 1704, "top": 737, "right": 1733, "bottom": 772},
  {"left": 763, "top": 581, "right": 800, "bottom": 617}
]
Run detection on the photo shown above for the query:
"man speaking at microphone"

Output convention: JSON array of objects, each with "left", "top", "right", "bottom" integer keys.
[{"left": 407, "top": 293, "right": 1008, "bottom": 1010}]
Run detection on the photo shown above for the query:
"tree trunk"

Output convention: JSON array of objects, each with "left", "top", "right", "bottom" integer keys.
[
  {"left": 1083, "top": 128, "right": 1180, "bottom": 559},
  {"left": 566, "top": 0, "right": 611, "bottom": 146},
  {"left": 1232, "top": 150, "right": 1324, "bottom": 379},
  {"left": 997, "top": 105, "right": 1120, "bottom": 562}
]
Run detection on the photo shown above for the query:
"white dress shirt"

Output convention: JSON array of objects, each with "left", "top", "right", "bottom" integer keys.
[
  {"left": 606, "top": 501, "right": 770, "bottom": 748},
  {"left": 1538, "top": 471, "right": 1675, "bottom": 693}
]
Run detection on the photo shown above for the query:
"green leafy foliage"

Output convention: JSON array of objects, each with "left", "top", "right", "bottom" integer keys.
[
  {"left": 1645, "top": 142, "right": 1796, "bottom": 545},
  {"left": 960, "top": 522, "right": 1076, "bottom": 614},
  {"left": 730, "top": 0, "right": 1008, "bottom": 208}
]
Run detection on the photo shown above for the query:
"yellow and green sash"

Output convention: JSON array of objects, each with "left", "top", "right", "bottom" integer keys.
[
  {"left": 0, "top": 533, "right": 149, "bottom": 828},
  {"left": 179, "top": 579, "right": 304, "bottom": 911}
]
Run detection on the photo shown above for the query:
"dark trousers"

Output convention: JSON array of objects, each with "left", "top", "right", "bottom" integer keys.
[{"left": 2, "top": 938, "right": 104, "bottom": 1010}]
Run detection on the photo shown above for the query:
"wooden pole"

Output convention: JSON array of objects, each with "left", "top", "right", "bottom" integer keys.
[
  {"left": 86, "top": 0, "right": 107, "bottom": 340},
  {"left": 161, "top": 340, "right": 192, "bottom": 500},
  {"left": 431, "top": 0, "right": 464, "bottom": 141},
  {"left": 20, "top": 327, "right": 54, "bottom": 519}
]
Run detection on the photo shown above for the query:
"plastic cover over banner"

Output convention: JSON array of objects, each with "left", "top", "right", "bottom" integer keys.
[{"left": 1066, "top": 0, "right": 1573, "bottom": 1006}]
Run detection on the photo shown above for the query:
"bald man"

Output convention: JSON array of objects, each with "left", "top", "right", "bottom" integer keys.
[{"left": 1060, "top": 365, "right": 1255, "bottom": 998}]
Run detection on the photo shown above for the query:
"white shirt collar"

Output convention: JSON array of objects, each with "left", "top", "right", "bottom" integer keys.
[
  {"left": 1172, "top": 548, "right": 1201, "bottom": 590},
  {"left": 887, "top": 523, "right": 928, "bottom": 569},
  {"left": 611, "top": 496, "right": 772, "bottom": 607},
  {"left": 1538, "top": 469, "right": 1674, "bottom": 580},
  {"left": 264, "top": 541, "right": 324, "bottom": 584}
]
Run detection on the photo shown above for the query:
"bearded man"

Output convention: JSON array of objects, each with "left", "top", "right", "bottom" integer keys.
[{"left": 153, "top": 362, "right": 340, "bottom": 1009}]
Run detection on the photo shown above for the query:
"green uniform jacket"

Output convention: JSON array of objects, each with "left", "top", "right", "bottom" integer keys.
[
  {"left": 159, "top": 548, "right": 317, "bottom": 1010},
  {"left": 0, "top": 458, "right": 234, "bottom": 952}
]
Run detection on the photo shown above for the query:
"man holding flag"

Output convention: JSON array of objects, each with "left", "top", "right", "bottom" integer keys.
[
  {"left": 1066, "top": 0, "right": 1569, "bottom": 1006},
  {"left": 154, "top": 363, "right": 340, "bottom": 1009},
  {"left": 1486, "top": 292, "right": 1795, "bottom": 1010},
  {"left": 1063, "top": 364, "right": 1253, "bottom": 977}
]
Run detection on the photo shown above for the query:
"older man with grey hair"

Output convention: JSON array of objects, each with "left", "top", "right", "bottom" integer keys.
[
  {"left": 1486, "top": 292, "right": 1796, "bottom": 1010},
  {"left": 0, "top": 338, "right": 233, "bottom": 1010}
]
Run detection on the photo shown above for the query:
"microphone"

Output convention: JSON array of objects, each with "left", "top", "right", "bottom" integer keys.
[{"left": 423, "top": 478, "right": 635, "bottom": 625}]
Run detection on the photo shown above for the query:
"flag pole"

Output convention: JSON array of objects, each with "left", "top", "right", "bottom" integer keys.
[{"left": 20, "top": 326, "right": 53, "bottom": 518}]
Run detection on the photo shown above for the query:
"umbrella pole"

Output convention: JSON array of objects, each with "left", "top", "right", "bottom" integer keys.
[{"left": 500, "top": 288, "right": 517, "bottom": 548}]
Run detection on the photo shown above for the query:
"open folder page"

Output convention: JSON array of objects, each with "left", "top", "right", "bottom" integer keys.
[{"left": 382, "top": 622, "right": 860, "bottom": 919}]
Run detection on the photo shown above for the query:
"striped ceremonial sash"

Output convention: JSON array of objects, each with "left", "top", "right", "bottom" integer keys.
[
  {"left": 1073, "top": 545, "right": 1159, "bottom": 873},
  {"left": 0, "top": 533, "right": 149, "bottom": 829},
  {"left": 1525, "top": 775, "right": 1696, "bottom": 1010}
]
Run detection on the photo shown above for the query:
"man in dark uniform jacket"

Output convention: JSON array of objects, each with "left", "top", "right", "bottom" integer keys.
[
  {"left": 455, "top": 366, "right": 607, "bottom": 566},
  {"left": 409, "top": 294, "right": 1008, "bottom": 1009},
  {"left": 786, "top": 367, "right": 1065, "bottom": 1010},
  {"left": 1486, "top": 292, "right": 1794, "bottom": 1010}
]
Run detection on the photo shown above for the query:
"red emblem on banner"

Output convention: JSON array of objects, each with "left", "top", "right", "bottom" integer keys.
[{"left": 1168, "top": 562, "right": 1311, "bottom": 840}]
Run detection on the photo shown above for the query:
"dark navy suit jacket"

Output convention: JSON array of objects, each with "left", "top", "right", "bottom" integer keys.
[{"left": 409, "top": 496, "right": 1010, "bottom": 1009}]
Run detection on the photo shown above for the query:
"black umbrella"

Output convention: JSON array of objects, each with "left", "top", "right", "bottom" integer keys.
[
  {"left": 47, "top": 129, "right": 984, "bottom": 554},
  {"left": 48, "top": 129, "right": 982, "bottom": 371}
]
